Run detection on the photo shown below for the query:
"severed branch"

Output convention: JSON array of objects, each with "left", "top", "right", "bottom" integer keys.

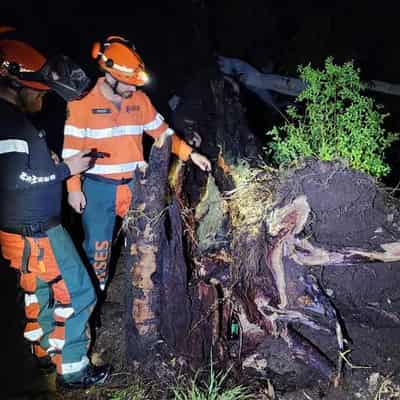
[
  {"left": 362, "top": 80, "right": 400, "bottom": 97},
  {"left": 217, "top": 56, "right": 400, "bottom": 112}
]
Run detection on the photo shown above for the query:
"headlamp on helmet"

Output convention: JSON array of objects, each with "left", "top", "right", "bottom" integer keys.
[{"left": 92, "top": 35, "right": 149, "bottom": 86}]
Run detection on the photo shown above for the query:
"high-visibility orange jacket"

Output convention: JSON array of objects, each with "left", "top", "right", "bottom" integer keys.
[{"left": 62, "top": 78, "right": 192, "bottom": 192}]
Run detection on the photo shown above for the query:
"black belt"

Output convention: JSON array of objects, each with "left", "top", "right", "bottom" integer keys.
[
  {"left": 84, "top": 173, "right": 132, "bottom": 185},
  {"left": 0, "top": 216, "right": 61, "bottom": 237}
]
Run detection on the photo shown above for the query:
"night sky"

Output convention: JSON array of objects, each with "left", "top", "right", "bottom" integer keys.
[{"left": 1, "top": 0, "right": 400, "bottom": 182}]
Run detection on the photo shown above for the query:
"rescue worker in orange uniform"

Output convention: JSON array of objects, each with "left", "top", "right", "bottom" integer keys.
[
  {"left": 0, "top": 28, "right": 111, "bottom": 389},
  {"left": 63, "top": 36, "right": 211, "bottom": 292}
]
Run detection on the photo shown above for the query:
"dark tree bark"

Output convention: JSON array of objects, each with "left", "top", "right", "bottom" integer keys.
[{"left": 123, "top": 133, "right": 191, "bottom": 361}]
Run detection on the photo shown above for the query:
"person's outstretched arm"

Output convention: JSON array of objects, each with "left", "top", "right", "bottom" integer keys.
[{"left": 141, "top": 92, "right": 211, "bottom": 171}]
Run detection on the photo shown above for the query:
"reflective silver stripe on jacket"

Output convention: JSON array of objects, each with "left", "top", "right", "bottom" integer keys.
[
  {"left": 87, "top": 161, "right": 147, "bottom": 175},
  {"left": 64, "top": 124, "right": 143, "bottom": 139},
  {"left": 64, "top": 112, "right": 165, "bottom": 139},
  {"left": 62, "top": 148, "right": 81, "bottom": 158},
  {"left": 0, "top": 139, "right": 29, "bottom": 154},
  {"left": 143, "top": 113, "right": 164, "bottom": 131}
]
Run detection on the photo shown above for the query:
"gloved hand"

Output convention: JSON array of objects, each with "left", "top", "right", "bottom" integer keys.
[
  {"left": 68, "top": 191, "right": 86, "bottom": 214},
  {"left": 189, "top": 151, "right": 212, "bottom": 172}
]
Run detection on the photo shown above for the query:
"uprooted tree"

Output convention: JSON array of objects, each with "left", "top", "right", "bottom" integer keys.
[{"left": 120, "top": 59, "right": 400, "bottom": 391}]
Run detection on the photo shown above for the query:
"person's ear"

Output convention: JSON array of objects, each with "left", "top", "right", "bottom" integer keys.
[{"left": 0, "top": 63, "right": 8, "bottom": 77}]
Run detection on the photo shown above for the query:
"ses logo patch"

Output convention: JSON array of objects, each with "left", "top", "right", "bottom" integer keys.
[
  {"left": 91, "top": 108, "right": 112, "bottom": 114},
  {"left": 126, "top": 105, "right": 140, "bottom": 113}
]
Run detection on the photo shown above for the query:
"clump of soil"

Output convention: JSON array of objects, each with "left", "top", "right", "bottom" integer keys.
[{"left": 275, "top": 159, "right": 400, "bottom": 399}]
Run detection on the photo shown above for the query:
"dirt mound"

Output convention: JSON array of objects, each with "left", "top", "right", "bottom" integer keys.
[
  {"left": 273, "top": 159, "right": 400, "bottom": 398},
  {"left": 278, "top": 158, "right": 399, "bottom": 248}
]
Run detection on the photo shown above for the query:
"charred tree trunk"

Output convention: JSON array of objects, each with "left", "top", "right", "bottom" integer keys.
[{"left": 123, "top": 133, "right": 190, "bottom": 362}]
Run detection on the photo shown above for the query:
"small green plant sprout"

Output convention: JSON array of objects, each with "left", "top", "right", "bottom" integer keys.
[
  {"left": 266, "top": 57, "right": 398, "bottom": 177},
  {"left": 172, "top": 360, "right": 254, "bottom": 400}
]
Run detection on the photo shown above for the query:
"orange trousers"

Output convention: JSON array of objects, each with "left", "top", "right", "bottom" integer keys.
[{"left": 0, "top": 224, "right": 96, "bottom": 376}]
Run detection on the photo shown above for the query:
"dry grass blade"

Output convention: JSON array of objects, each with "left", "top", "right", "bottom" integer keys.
[
  {"left": 225, "top": 160, "right": 278, "bottom": 237},
  {"left": 338, "top": 349, "right": 371, "bottom": 369},
  {"left": 374, "top": 375, "right": 400, "bottom": 400}
]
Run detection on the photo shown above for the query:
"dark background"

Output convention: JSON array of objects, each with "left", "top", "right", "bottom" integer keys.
[
  {"left": 0, "top": 0, "right": 400, "bottom": 394},
  {"left": 1, "top": 1, "right": 399, "bottom": 184}
]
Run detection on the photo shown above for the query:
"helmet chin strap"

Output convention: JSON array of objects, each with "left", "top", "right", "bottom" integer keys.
[
  {"left": 120, "top": 90, "right": 133, "bottom": 99},
  {"left": 105, "top": 76, "right": 133, "bottom": 99},
  {"left": 105, "top": 76, "right": 119, "bottom": 94}
]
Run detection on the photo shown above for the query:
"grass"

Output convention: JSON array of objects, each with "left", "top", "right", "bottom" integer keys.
[
  {"left": 107, "top": 382, "right": 148, "bottom": 400},
  {"left": 172, "top": 361, "right": 254, "bottom": 400},
  {"left": 53, "top": 376, "right": 150, "bottom": 400}
]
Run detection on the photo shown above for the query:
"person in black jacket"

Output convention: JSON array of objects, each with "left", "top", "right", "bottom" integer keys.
[{"left": 0, "top": 27, "right": 112, "bottom": 389}]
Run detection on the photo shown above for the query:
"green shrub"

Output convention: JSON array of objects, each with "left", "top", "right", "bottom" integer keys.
[{"left": 266, "top": 57, "right": 398, "bottom": 177}]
